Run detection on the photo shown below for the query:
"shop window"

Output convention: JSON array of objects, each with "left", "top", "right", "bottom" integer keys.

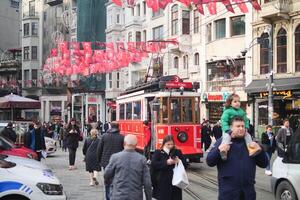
[
  {"left": 119, "top": 104, "right": 125, "bottom": 120},
  {"left": 277, "top": 28, "right": 287, "bottom": 73},
  {"left": 171, "top": 5, "right": 178, "bottom": 35},
  {"left": 260, "top": 33, "right": 269, "bottom": 74},
  {"left": 295, "top": 25, "right": 300, "bottom": 72},
  {"left": 126, "top": 102, "right": 132, "bottom": 120},
  {"left": 23, "top": 46, "right": 29, "bottom": 60},
  {"left": 194, "top": 53, "right": 199, "bottom": 65},
  {"left": 171, "top": 99, "right": 181, "bottom": 123},
  {"left": 206, "top": 23, "right": 212, "bottom": 42},
  {"left": 182, "top": 98, "right": 193, "bottom": 123},
  {"left": 231, "top": 15, "right": 245, "bottom": 36},
  {"left": 133, "top": 101, "right": 141, "bottom": 119},
  {"left": 182, "top": 10, "right": 190, "bottom": 35},
  {"left": 174, "top": 57, "right": 179, "bottom": 68},
  {"left": 152, "top": 25, "right": 164, "bottom": 40},
  {"left": 24, "top": 23, "right": 29, "bottom": 36},
  {"left": 194, "top": 10, "right": 199, "bottom": 34},
  {"left": 215, "top": 18, "right": 226, "bottom": 39}
]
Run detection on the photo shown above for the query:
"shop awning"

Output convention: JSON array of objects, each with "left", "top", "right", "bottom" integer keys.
[{"left": 245, "top": 77, "right": 300, "bottom": 93}]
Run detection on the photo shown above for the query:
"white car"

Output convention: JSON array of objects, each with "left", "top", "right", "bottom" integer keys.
[
  {"left": 271, "top": 139, "right": 300, "bottom": 200},
  {"left": 0, "top": 158, "right": 66, "bottom": 200},
  {"left": 45, "top": 137, "right": 57, "bottom": 155}
]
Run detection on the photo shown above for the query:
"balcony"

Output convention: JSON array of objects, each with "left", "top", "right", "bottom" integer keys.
[
  {"left": 206, "top": 78, "right": 245, "bottom": 92},
  {"left": 46, "top": 0, "right": 63, "bottom": 6},
  {"left": 260, "top": 0, "right": 290, "bottom": 20},
  {"left": 0, "top": 80, "right": 21, "bottom": 96},
  {"left": 22, "top": 12, "right": 39, "bottom": 19},
  {"left": 125, "top": 16, "right": 143, "bottom": 28},
  {"left": 23, "top": 80, "right": 41, "bottom": 90}
]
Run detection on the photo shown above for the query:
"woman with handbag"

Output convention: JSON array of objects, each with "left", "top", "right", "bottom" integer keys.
[
  {"left": 261, "top": 125, "right": 276, "bottom": 176},
  {"left": 151, "top": 135, "right": 187, "bottom": 200},
  {"left": 66, "top": 118, "right": 81, "bottom": 170}
]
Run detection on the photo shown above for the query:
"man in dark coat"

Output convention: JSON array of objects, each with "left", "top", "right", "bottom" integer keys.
[
  {"left": 0, "top": 122, "right": 17, "bottom": 143},
  {"left": 201, "top": 121, "right": 212, "bottom": 151},
  {"left": 26, "top": 121, "right": 46, "bottom": 161},
  {"left": 212, "top": 121, "right": 222, "bottom": 140},
  {"left": 97, "top": 122, "right": 124, "bottom": 200},
  {"left": 261, "top": 125, "right": 276, "bottom": 176},
  {"left": 103, "top": 121, "right": 110, "bottom": 133},
  {"left": 206, "top": 116, "right": 268, "bottom": 200}
]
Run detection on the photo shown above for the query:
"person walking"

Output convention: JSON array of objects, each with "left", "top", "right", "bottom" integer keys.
[
  {"left": 212, "top": 121, "right": 222, "bottom": 140},
  {"left": 66, "top": 118, "right": 80, "bottom": 170},
  {"left": 104, "top": 134, "right": 152, "bottom": 200},
  {"left": 83, "top": 129, "right": 101, "bottom": 186},
  {"left": 151, "top": 135, "right": 187, "bottom": 200},
  {"left": 103, "top": 121, "right": 109, "bottom": 133},
  {"left": 201, "top": 121, "right": 212, "bottom": 152},
  {"left": 0, "top": 122, "right": 17, "bottom": 143},
  {"left": 276, "top": 119, "right": 294, "bottom": 157},
  {"left": 261, "top": 125, "right": 276, "bottom": 176},
  {"left": 24, "top": 123, "right": 34, "bottom": 149},
  {"left": 97, "top": 122, "right": 124, "bottom": 200},
  {"left": 206, "top": 116, "right": 268, "bottom": 200},
  {"left": 25, "top": 121, "right": 46, "bottom": 161}
]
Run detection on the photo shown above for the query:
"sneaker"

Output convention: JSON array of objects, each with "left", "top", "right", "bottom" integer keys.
[
  {"left": 93, "top": 177, "right": 99, "bottom": 185},
  {"left": 247, "top": 144, "right": 261, "bottom": 157},
  {"left": 90, "top": 181, "right": 94, "bottom": 186},
  {"left": 68, "top": 166, "right": 72, "bottom": 170},
  {"left": 265, "top": 170, "right": 272, "bottom": 176}
]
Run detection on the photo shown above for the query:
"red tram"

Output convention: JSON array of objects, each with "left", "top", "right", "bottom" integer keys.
[{"left": 116, "top": 75, "right": 203, "bottom": 162}]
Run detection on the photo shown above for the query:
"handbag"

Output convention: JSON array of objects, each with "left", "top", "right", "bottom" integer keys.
[{"left": 172, "top": 159, "right": 189, "bottom": 189}]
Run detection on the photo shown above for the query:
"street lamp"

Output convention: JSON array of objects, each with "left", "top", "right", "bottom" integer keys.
[{"left": 241, "top": 24, "right": 274, "bottom": 126}]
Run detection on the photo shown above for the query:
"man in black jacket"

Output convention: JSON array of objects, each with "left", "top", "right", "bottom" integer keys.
[
  {"left": 212, "top": 121, "right": 222, "bottom": 140},
  {"left": 0, "top": 122, "right": 17, "bottom": 143},
  {"left": 97, "top": 122, "right": 124, "bottom": 200}
]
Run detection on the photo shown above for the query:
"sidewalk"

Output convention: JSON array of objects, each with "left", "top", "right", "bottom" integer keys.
[{"left": 43, "top": 145, "right": 105, "bottom": 200}]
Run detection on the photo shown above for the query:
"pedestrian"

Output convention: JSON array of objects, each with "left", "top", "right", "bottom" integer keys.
[
  {"left": 212, "top": 121, "right": 222, "bottom": 140},
  {"left": 83, "top": 129, "right": 101, "bottom": 186},
  {"left": 0, "top": 122, "right": 17, "bottom": 143},
  {"left": 104, "top": 134, "right": 152, "bottom": 200},
  {"left": 66, "top": 118, "right": 80, "bottom": 170},
  {"left": 220, "top": 93, "right": 260, "bottom": 160},
  {"left": 52, "top": 121, "right": 60, "bottom": 140},
  {"left": 97, "top": 121, "right": 103, "bottom": 135},
  {"left": 206, "top": 116, "right": 268, "bottom": 200},
  {"left": 25, "top": 121, "right": 46, "bottom": 161},
  {"left": 103, "top": 121, "right": 110, "bottom": 133},
  {"left": 143, "top": 120, "right": 151, "bottom": 160},
  {"left": 276, "top": 119, "right": 294, "bottom": 157},
  {"left": 248, "top": 123, "right": 255, "bottom": 139},
  {"left": 59, "top": 122, "right": 67, "bottom": 151},
  {"left": 261, "top": 125, "right": 276, "bottom": 176},
  {"left": 24, "top": 123, "right": 34, "bottom": 148},
  {"left": 151, "top": 135, "right": 187, "bottom": 200},
  {"left": 97, "top": 122, "right": 124, "bottom": 200},
  {"left": 201, "top": 121, "right": 212, "bottom": 152}
]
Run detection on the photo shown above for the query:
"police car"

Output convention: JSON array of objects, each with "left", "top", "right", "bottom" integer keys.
[{"left": 0, "top": 158, "right": 66, "bottom": 200}]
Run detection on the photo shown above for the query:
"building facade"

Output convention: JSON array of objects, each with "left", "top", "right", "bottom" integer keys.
[{"left": 246, "top": 0, "right": 300, "bottom": 133}]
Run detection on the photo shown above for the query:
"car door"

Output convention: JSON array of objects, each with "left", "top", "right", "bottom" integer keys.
[{"left": 287, "top": 141, "right": 300, "bottom": 197}]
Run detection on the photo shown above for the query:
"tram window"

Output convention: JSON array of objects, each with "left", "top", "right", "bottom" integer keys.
[
  {"left": 119, "top": 104, "right": 125, "bottom": 120},
  {"left": 133, "top": 101, "right": 141, "bottom": 120},
  {"left": 195, "top": 98, "right": 200, "bottom": 123},
  {"left": 126, "top": 102, "right": 132, "bottom": 120},
  {"left": 170, "top": 99, "right": 181, "bottom": 123},
  {"left": 162, "top": 98, "right": 168, "bottom": 123},
  {"left": 182, "top": 98, "right": 193, "bottom": 123}
]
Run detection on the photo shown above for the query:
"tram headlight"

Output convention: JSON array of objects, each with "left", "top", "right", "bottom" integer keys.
[{"left": 177, "top": 131, "right": 188, "bottom": 143}]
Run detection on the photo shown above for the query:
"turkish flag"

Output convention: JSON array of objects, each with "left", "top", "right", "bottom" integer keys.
[
  {"left": 192, "top": 0, "right": 201, "bottom": 4},
  {"left": 51, "top": 48, "right": 58, "bottom": 57},
  {"left": 222, "top": 0, "right": 235, "bottom": 13},
  {"left": 159, "top": 0, "right": 171, "bottom": 9},
  {"left": 196, "top": 3, "right": 204, "bottom": 15},
  {"left": 178, "top": 0, "right": 191, "bottom": 7},
  {"left": 112, "top": 0, "right": 122, "bottom": 6},
  {"left": 71, "top": 42, "right": 80, "bottom": 50},
  {"left": 250, "top": 0, "right": 261, "bottom": 10},
  {"left": 233, "top": 0, "right": 248, "bottom": 13},
  {"left": 82, "top": 42, "right": 92, "bottom": 52},
  {"left": 207, "top": 1, "right": 217, "bottom": 15},
  {"left": 147, "top": 0, "right": 159, "bottom": 12}
]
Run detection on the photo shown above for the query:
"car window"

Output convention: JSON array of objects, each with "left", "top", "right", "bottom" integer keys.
[{"left": 289, "top": 142, "right": 300, "bottom": 163}]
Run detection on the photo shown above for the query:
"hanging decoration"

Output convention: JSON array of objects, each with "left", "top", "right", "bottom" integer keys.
[
  {"left": 112, "top": 0, "right": 261, "bottom": 14},
  {"left": 44, "top": 40, "right": 178, "bottom": 77}
]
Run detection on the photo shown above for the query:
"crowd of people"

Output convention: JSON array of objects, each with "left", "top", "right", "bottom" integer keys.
[{"left": 1, "top": 93, "right": 299, "bottom": 200}]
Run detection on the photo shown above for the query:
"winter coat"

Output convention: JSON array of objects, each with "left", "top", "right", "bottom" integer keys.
[
  {"left": 277, "top": 126, "right": 294, "bottom": 148},
  {"left": 221, "top": 107, "right": 249, "bottom": 133},
  {"left": 201, "top": 125, "right": 212, "bottom": 142},
  {"left": 212, "top": 125, "right": 223, "bottom": 140},
  {"left": 104, "top": 149, "right": 152, "bottom": 200},
  {"left": 151, "top": 148, "right": 187, "bottom": 200},
  {"left": 206, "top": 138, "right": 268, "bottom": 200},
  {"left": 0, "top": 127, "right": 17, "bottom": 143},
  {"left": 261, "top": 131, "right": 276, "bottom": 154},
  {"left": 96, "top": 128, "right": 124, "bottom": 168},
  {"left": 83, "top": 137, "right": 101, "bottom": 172},
  {"left": 66, "top": 125, "right": 80, "bottom": 149},
  {"left": 26, "top": 128, "right": 46, "bottom": 151}
]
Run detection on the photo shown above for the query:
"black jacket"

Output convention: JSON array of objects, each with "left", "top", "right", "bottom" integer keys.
[
  {"left": 66, "top": 125, "right": 80, "bottom": 149},
  {"left": 212, "top": 125, "right": 222, "bottom": 140},
  {"left": 261, "top": 131, "right": 276, "bottom": 153},
  {"left": 0, "top": 127, "right": 17, "bottom": 143},
  {"left": 201, "top": 125, "right": 212, "bottom": 142},
  {"left": 151, "top": 148, "right": 187, "bottom": 200},
  {"left": 97, "top": 128, "right": 124, "bottom": 168},
  {"left": 83, "top": 137, "right": 101, "bottom": 172}
]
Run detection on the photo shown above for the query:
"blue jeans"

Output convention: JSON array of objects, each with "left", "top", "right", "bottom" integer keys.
[
  {"left": 105, "top": 185, "right": 110, "bottom": 200},
  {"left": 265, "top": 151, "right": 272, "bottom": 170}
]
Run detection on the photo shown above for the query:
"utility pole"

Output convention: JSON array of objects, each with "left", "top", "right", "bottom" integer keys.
[{"left": 267, "top": 24, "right": 274, "bottom": 126}]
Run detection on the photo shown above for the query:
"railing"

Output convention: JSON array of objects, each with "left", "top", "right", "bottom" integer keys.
[
  {"left": 23, "top": 12, "right": 39, "bottom": 19},
  {"left": 206, "top": 78, "right": 245, "bottom": 92}
]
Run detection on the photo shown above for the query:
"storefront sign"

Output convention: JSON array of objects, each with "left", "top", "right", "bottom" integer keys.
[
  {"left": 259, "top": 90, "right": 292, "bottom": 99},
  {"left": 202, "top": 92, "right": 230, "bottom": 102},
  {"left": 87, "top": 96, "right": 97, "bottom": 103}
]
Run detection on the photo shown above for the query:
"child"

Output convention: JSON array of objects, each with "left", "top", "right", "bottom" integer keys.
[{"left": 220, "top": 93, "right": 260, "bottom": 160}]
